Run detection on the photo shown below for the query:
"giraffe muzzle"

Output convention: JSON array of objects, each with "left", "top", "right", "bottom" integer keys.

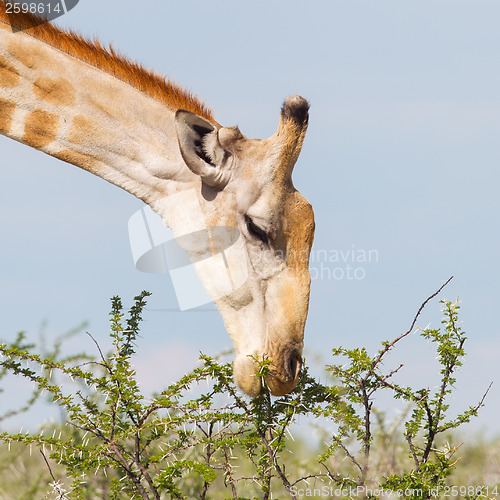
[{"left": 264, "top": 349, "right": 303, "bottom": 397}]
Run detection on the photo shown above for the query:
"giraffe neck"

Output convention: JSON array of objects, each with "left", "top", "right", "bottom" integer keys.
[
  {"left": 0, "top": 6, "right": 215, "bottom": 122},
  {"left": 0, "top": 17, "right": 202, "bottom": 206},
  {"left": 0, "top": 12, "right": 241, "bottom": 277}
]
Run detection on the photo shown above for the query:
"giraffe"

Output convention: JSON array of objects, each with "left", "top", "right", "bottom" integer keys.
[{"left": 0, "top": 7, "right": 315, "bottom": 397}]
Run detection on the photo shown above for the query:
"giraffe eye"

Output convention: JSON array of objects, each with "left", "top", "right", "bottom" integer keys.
[{"left": 245, "top": 215, "right": 269, "bottom": 245}]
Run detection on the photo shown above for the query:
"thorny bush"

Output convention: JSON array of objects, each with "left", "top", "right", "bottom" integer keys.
[{"left": 0, "top": 279, "right": 495, "bottom": 499}]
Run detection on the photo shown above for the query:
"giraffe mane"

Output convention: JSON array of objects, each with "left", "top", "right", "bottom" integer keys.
[{"left": 0, "top": 4, "right": 216, "bottom": 124}]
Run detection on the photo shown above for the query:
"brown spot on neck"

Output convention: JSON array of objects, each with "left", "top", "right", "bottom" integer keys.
[
  {"left": 68, "top": 115, "right": 98, "bottom": 147},
  {"left": 67, "top": 114, "right": 135, "bottom": 159},
  {"left": 0, "top": 98, "right": 15, "bottom": 134},
  {"left": 23, "top": 109, "right": 58, "bottom": 148},
  {"left": 53, "top": 149, "right": 101, "bottom": 175},
  {"left": 0, "top": 54, "right": 20, "bottom": 87},
  {"left": 7, "top": 38, "right": 46, "bottom": 69},
  {"left": 33, "top": 77, "right": 76, "bottom": 106}
]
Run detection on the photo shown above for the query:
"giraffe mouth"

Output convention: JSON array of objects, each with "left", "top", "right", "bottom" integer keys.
[
  {"left": 233, "top": 349, "right": 303, "bottom": 397},
  {"left": 264, "top": 350, "right": 302, "bottom": 397}
]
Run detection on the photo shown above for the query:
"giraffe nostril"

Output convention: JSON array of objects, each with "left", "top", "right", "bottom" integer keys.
[
  {"left": 288, "top": 351, "right": 302, "bottom": 380},
  {"left": 265, "top": 350, "right": 303, "bottom": 397}
]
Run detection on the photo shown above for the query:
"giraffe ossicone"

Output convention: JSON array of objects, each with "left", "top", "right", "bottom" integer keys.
[{"left": 0, "top": 6, "right": 315, "bottom": 397}]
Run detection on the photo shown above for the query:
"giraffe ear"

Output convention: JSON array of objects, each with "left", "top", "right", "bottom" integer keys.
[{"left": 175, "top": 110, "right": 231, "bottom": 189}]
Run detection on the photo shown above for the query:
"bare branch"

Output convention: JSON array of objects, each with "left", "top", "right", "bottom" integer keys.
[
  {"left": 369, "top": 276, "right": 453, "bottom": 373},
  {"left": 330, "top": 435, "right": 363, "bottom": 474},
  {"left": 40, "top": 449, "right": 58, "bottom": 483},
  {"left": 86, "top": 331, "right": 109, "bottom": 369}
]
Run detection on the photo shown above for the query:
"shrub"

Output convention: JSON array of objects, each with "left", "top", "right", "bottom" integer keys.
[{"left": 0, "top": 281, "right": 495, "bottom": 499}]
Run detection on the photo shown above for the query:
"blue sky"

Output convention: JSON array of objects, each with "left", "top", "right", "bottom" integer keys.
[{"left": 1, "top": 0, "right": 499, "bottom": 434}]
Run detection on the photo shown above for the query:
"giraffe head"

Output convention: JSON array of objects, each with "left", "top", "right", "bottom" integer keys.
[
  {"left": 0, "top": 6, "right": 314, "bottom": 397},
  {"left": 173, "top": 95, "right": 315, "bottom": 397}
]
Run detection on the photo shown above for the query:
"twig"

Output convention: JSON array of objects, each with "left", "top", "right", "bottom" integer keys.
[
  {"left": 222, "top": 449, "right": 239, "bottom": 499},
  {"left": 330, "top": 435, "right": 363, "bottom": 474},
  {"left": 86, "top": 331, "right": 108, "bottom": 368},
  {"left": 319, "top": 463, "right": 353, "bottom": 486},
  {"left": 405, "top": 433, "right": 421, "bottom": 470},
  {"left": 422, "top": 400, "right": 436, "bottom": 462},
  {"left": 199, "top": 422, "right": 214, "bottom": 500},
  {"left": 360, "top": 381, "right": 372, "bottom": 485},
  {"left": 437, "top": 382, "right": 493, "bottom": 434},
  {"left": 369, "top": 277, "right": 453, "bottom": 373},
  {"left": 372, "top": 371, "right": 413, "bottom": 399},
  {"left": 40, "top": 449, "right": 58, "bottom": 483}
]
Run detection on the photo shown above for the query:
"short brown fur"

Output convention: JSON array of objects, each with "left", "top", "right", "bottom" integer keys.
[
  {"left": 284, "top": 192, "right": 315, "bottom": 270},
  {"left": 23, "top": 108, "right": 58, "bottom": 148},
  {"left": 53, "top": 148, "right": 101, "bottom": 174},
  {"left": 68, "top": 114, "right": 132, "bottom": 158},
  {"left": 276, "top": 119, "right": 308, "bottom": 182},
  {"left": 0, "top": 4, "right": 216, "bottom": 123},
  {"left": 0, "top": 97, "right": 15, "bottom": 133},
  {"left": 7, "top": 37, "right": 47, "bottom": 68},
  {"left": 0, "top": 53, "right": 19, "bottom": 86},
  {"left": 33, "top": 77, "right": 76, "bottom": 106},
  {"left": 68, "top": 114, "right": 99, "bottom": 146}
]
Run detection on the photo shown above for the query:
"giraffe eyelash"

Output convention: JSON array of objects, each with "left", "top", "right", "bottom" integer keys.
[{"left": 245, "top": 215, "right": 270, "bottom": 245}]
